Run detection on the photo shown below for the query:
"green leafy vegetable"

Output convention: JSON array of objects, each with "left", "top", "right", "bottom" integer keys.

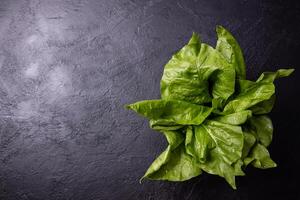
[{"left": 126, "top": 25, "right": 294, "bottom": 189}]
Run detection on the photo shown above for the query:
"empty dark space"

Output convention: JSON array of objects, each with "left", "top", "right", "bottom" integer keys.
[{"left": 0, "top": 0, "right": 299, "bottom": 199}]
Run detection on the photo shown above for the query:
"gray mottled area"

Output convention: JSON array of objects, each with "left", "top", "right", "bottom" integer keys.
[{"left": 0, "top": 0, "right": 299, "bottom": 199}]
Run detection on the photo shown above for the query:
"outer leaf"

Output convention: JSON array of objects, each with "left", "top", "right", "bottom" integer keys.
[
  {"left": 224, "top": 69, "right": 294, "bottom": 113},
  {"left": 237, "top": 79, "right": 256, "bottom": 92},
  {"left": 185, "top": 126, "right": 214, "bottom": 163},
  {"left": 199, "top": 44, "right": 235, "bottom": 104},
  {"left": 126, "top": 99, "right": 213, "bottom": 126},
  {"left": 249, "top": 69, "right": 293, "bottom": 114},
  {"left": 203, "top": 120, "right": 244, "bottom": 165},
  {"left": 223, "top": 81, "right": 275, "bottom": 113},
  {"left": 244, "top": 144, "right": 277, "bottom": 169},
  {"left": 201, "top": 151, "right": 239, "bottom": 189},
  {"left": 212, "top": 110, "right": 252, "bottom": 125},
  {"left": 243, "top": 116, "right": 275, "bottom": 168},
  {"left": 142, "top": 131, "right": 202, "bottom": 181},
  {"left": 233, "top": 159, "right": 245, "bottom": 176},
  {"left": 216, "top": 25, "right": 246, "bottom": 79},
  {"left": 198, "top": 120, "right": 244, "bottom": 189},
  {"left": 149, "top": 120, "right": 184, "bottom": 131},
  {"left": 250, "top": 94, "right": 275, "bottom": 114},
  {"left": 160, "top": 33, "right": 216, "bottom": 104},
  {"left": 247, "top": 115, "right": 273, "bottom": 147},
  {"left": 241, "top": 130, "right": 256, "bottom": 158},
  {"left": 256, "top": 69, "right": 294, "bottom": 83}
]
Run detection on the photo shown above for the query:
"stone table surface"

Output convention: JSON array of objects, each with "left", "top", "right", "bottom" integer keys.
[{"left": 0, "top": 0, "right": 299, "bottom": 199}]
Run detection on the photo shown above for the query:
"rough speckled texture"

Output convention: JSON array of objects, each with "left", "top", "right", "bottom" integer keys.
[{"left": 0, "top": 0, "right": 299, "bottom": 199}]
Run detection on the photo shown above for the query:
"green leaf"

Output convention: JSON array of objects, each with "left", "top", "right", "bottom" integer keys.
[
  {"left": 233, "top": 159, "right": 246, "bottom": 176},
  {"left": 243, "top": 116, "right": 276, "bottom": 168},
  {"left": 212, "top": 110, "right": 252, "bottom": 125},
  {"left": 244, "top": 143, "right": 277, "bottom": 169},
  {"left": 247, "top": 115, "right": 273, "bottom": 147},
  {"left": 142, "top": 131, "right": 202, "bottom": 181},
  {"left": 250, "top": 94, "right": 275, "bottom": 114},
  {"left": 198, "top": 120, "right": 244, "bottom": 189},
  {"left": 160, "top": 33, "right": 216, "bottom": 104},
  {"left": 223, "top": 81, "right": 275, "bottom": 113},
  {"left": 203, "top": 120, "right": 244, "bottom": 165},
  {"left": 237, "top": 79, "right": 256, "bottom": 92},
  {"left": 149, "top": 120, "right": 184, "bottom": 131},
  {"left": 198, "top": 44, "right": 235, "bottom": 104},
  {"left": 256, "top": 69, "right": 294, "bottom": 83},
  {"left": 126, "top": 99, "right": 213, "bottom": 126},
  {"left": 160, "top": 33, "right": 236, "bottom": 105},
  {"left": 224, "top": 69, "right": 294, "bottom": 113},
  {"left": 201, "top": 150, "right": 239, "bottom": 189},
  {"left": 216, "top": 25, "right": 246, "bottom": 79},
  {"left": 241, "top": 130, "right": 256, "bottom": 158},
  {"left": 185, "top": 126, "right": 214, "bottom": 163},
  {"left": 248, "top": 69, "right": 294, "bottom": 114}
]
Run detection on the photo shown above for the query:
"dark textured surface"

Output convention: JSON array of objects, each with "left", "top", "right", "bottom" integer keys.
[{"left": 0, "top": 0, "right": 299, "bottom": 199}]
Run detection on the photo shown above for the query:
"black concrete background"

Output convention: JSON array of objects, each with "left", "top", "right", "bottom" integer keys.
[{"left": 0, "top": 0, "right": 299, "bottom": 199}]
